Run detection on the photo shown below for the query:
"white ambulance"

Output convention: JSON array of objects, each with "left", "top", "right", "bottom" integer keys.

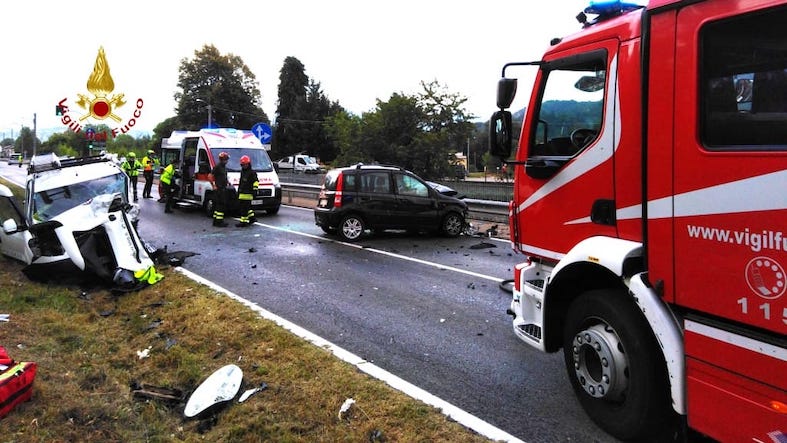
[{"left": 160, "top": 128, "right": 281, "bottom": 216}]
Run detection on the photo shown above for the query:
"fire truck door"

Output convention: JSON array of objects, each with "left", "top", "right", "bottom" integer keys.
[
  {"left": 672, "top": 2, "right": 787, "bottom": 335},
  {"left": 672, "top": 4, "right": 787, "bottom": 440}
]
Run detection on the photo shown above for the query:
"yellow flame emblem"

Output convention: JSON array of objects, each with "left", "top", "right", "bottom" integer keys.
[{"left": 75, "top": 47, "right": 126, "bottom": 122}]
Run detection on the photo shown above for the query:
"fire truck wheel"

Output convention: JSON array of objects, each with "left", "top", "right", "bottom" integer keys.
[
  {"left": 562, "top": 289, "right": 672, "bottom": 441},
  {"left": 339, "top": 214, "right": 365, "bottom": 242}
]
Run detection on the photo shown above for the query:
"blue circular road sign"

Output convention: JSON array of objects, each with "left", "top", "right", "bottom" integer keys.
[{"left": 251, "top": 122, "right": 272, "bottom": 144}]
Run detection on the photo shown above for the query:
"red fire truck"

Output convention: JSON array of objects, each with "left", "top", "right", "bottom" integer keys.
[{"left": 489, "top": 1, "right": 786, "bottom": 441}]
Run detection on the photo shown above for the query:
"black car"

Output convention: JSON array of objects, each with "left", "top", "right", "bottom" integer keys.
[{"left": 314, "top": 164, "right": 468, "bottom": 242}]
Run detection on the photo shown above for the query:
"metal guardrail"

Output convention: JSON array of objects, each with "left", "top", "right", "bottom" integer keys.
[{"left": 281, "top": 183, "right": 509, "bottom": 224}]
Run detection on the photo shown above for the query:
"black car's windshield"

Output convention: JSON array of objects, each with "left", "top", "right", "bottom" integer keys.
[
  {"left": 222, "top": 148, "right": 274, "bottom": 172},
  {"left": 32, "top": 173, "right": 127, "bottom": 222}
]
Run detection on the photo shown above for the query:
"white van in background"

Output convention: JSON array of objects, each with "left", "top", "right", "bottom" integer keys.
[{"left": 275, "top": 154, "right": 324, "bottom": 174}]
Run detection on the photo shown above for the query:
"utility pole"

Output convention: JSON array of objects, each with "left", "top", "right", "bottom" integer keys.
[
  {"left": 207, "top": 104, "right": 213, "bottom": 128},
  {"left": 32, "top": 113, "right": 37, "bottom": 158}
]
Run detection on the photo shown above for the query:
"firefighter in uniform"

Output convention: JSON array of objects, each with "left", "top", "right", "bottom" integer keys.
[
  {"left": 160, "top": 157, "right": 177, "bottom": 214},
  {"left": 209, "top": 152, "right": 230, "bottom": 227},
  {"left": 121, "top": 152, "right": 143, "bottom": 201},
  {"left": 141, "top": 149, "right": 158, "bottom": 199},
  {"left": 236, "top": 155, "right": 258, "bottom": 227}
]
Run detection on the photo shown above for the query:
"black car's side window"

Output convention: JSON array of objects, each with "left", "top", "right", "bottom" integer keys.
[
  {"left": 394, "top": 173, "right": 429, "bottom": 197},
  {"left": 360, "top": 172, "right": 391, "bottom": 194}
]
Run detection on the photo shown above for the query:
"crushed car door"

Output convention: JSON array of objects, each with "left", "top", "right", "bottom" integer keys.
[{"left": 0, "top": 184, "right": 33, "bottom": 264}]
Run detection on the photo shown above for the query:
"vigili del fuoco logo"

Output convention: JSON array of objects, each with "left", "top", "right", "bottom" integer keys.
[{"left": 55, "top": 46, "right": 144, "bottom": 142}]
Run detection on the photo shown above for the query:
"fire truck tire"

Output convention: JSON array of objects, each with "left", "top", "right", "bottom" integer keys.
[
  {"left": 562, "top": 289, "right": 672, "bottom": 441},
  {"left": 266, "top": 205, "right": 280, "bottom": 215}
]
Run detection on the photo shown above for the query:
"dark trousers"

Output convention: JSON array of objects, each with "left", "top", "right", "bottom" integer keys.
[
  {"left": 238, "top": 199, "right": 253, "bottom": 224},
  {"left": 129, "top": 175, "right": 139, "bottom": 200},
  {"left": 213, "top": 188, "right": 228, "bottom": 223},
  {"left": 162, "top": 183, "right": 174, "bottom": 212},
  {"left": 143, "top": 170, "right": 154, "bottom": 198}
]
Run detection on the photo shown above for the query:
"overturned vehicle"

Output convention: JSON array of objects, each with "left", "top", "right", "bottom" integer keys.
[{"left": 0, "top": 154, "right": 162, "bottom": 290}]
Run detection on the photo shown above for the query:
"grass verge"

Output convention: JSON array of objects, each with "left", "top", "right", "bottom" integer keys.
[{"left": 0, "top": 177, "right": 495, "bottom": 442}]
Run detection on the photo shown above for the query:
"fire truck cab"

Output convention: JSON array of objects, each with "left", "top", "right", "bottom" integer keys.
[{"left": 490, "top": 0, "right": 786, "bottom": 441}]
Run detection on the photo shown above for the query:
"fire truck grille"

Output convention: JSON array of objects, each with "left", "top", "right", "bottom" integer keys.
[
  {"left": 525, "top": 279, "right": 544, "bottom": 290},
  {"left": 518, "top": 323, "right": 542, "bottom": 341},
  {"left": 257, "top": 189, "right": 273, "bottom": 197}
]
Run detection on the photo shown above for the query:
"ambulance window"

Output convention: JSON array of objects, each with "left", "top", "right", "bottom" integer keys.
[
  {"left": 530, "top": 55, "right": 605, "bottom": 158},
  {"left": 701, "top": 6, "right": 787, "bottom": 150}
]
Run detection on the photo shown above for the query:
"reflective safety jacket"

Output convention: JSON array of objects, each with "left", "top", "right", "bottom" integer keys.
[
  {"left": 122, "top": 158, "right": 143, "bottom": 177},
  {"left": 142, "top": 155, "right": 158, "bottom": 172},
  {"left": 160, "top": 163, "right": 175, "bottom": 185},
  {"left": 237, "top": 167, "right": 259, "bottom": 200}
]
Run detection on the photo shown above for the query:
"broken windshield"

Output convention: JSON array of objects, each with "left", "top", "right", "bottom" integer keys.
[{"left": 32, "top": 173, "right": 127, "bottom": 222}]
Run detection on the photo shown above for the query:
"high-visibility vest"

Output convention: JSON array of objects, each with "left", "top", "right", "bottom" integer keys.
[
  {"left": 142, "top": 156, "right": 154, "bottom": 171},
  {"left": 161, "top": 164, "right": 175, "bottom": 185},
  {"left": 122, "top": 159, "right": 142, "bottom": 177}
]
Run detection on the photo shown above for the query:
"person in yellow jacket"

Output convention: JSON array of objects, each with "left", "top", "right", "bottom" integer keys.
[
  {"left": 121, "top": 152, "right": 143, "bottom": 201},
  {"left": 235, "top": 155, "right": 259, "bottom": 227},
  {"left": 160, "top": 157, "right": 177, "bottom": 214},
  {"left": 141, "top": 149, "right": 159, "bottom": 199}
]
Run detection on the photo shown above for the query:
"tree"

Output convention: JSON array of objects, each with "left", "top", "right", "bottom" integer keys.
[
  {"left": 14, "top": 127, "right": 40, "bottom": 158},
  {"left": 42, "top": 131, "right": 83, "bottom": 157},
  {"left": 326, "top": 80, "right": 473, "bottom": 179},
  {"left": 174, "top": 44, "right": 267, "bottom": 130},
  {"left": 151, "top": 116, "right": 181, "bottom": 153},
  {"left": 274, "top": 56, "right": 309, "bottom": 156},
  {"left": 324, "top": 110, "right": 363, "bottom": 166},
  {"left": 414, "top": 80, "right": 475, "bottom": 179}
]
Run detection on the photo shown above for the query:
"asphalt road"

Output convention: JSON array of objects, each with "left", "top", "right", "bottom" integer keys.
[
  {"left": 132, "top": 194, "right": 619, "bottom": 443},
  {"left": 0, "top": 161, "right": 619, "bottom": 442}
]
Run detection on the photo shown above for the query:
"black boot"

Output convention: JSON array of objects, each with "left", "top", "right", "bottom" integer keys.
[{"left": 213, "top": 220, "right": 228, "bottom": 227}]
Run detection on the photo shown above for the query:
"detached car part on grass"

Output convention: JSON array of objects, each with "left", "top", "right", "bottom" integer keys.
[{"left": 0, "top": 154, "right": 162, "bottom": 290}]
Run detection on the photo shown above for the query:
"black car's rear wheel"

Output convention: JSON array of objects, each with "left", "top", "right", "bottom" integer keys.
[
  {"left": 339, "top": 214, "right": 365, "bottom": 242},
  {"left": 441, "top": 212, "right": 464, "bottom": 237}
]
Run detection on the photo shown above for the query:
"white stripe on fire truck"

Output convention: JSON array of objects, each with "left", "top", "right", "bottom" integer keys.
[
  {"left": 564, "top": 168, "right": 787, "bottom": 225},
  {"left": 516, "top": 56, "right": 622, "bottom": 216},
  {"left": 685, "top": 319, "right": 787, "bottom": 361}
]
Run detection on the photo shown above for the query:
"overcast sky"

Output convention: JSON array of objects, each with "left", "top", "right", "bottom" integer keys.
[{"left": 1, "top": 0, "right": 595, "bottom": 140}]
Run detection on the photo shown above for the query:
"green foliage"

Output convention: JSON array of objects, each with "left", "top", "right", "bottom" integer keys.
[
  {"left": 174, "top": 44, "right": 268, "bottom": 130},
  {"left": 14, "top": 126, "right": 40, "bottom": 158},
  {"left": 325, "top": 110, "right": 363, "bottom": 166},
  {"left": 325, "top": 81, "right": 474, "bottom": 180},
  {"left": 273, "top": 57, "right": 344, "bottom": 163}
]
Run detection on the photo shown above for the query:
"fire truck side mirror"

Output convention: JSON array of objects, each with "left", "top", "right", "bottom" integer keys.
[
  {"left": 489, "top": 110, "right": 513, "bottom": 159},
  {"left": 497, "top": 78, "right": 518, "bottom": 109}
]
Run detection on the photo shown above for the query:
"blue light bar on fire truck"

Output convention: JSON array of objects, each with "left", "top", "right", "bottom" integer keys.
[{"left": 578, "top": 0, "right": 646, "bottom": 26}]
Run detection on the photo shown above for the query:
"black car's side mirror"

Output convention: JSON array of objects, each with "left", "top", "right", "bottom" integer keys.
[{"left": 489, "top": 110, "right": 513, "bottom": 159}]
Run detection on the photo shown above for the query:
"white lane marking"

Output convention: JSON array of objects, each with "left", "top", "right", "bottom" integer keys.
[
  {"left": 176, "top": 267, "right": 526, "bottom": 443},
  {"left": 255, "top": 219, "right": 507, "bottom": 284}
]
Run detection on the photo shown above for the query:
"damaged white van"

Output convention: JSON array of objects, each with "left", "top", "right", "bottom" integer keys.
[{"left": 0, "top": 153, "right": 160, "bottom": 289}]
